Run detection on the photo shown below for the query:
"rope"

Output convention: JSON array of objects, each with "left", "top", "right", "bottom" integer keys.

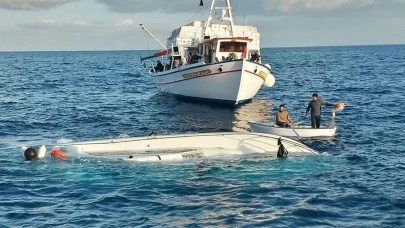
[
  {"left": 146, "top": 26, "right": 168, "bottom": 49},
  {"left": 185, "top": 0, "right": 211, "bottom": 24},
  {"left": 237, "top": 0, "right": 242, "bottom": 25},
  {"left": 197, "top": 1, "right": 211, "bottom": 21},
  {"left": 142, "top": 30, "right": 151, "bottom": 55}
]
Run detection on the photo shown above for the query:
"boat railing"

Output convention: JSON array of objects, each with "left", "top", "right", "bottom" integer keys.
[{"left": 143, "top": 60, "right": 156, "bottom": 73}]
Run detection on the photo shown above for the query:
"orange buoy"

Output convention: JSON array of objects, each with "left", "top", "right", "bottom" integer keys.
[
  {"left": 334, "top": 103, "right": 345, "bottom": 110},
  {"left": 51, "top": 149, "right": 68, "bottom": 159}
]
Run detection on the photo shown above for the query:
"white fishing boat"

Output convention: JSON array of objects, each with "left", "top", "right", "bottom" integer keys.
[
  {"left": 140, "top": 0, "right": 275, "bottom": 105},
  {"left": 54, "top": 132, "right": 319, "bottom": 162},
  {"left": 249, "top": 122, "right": 337, "bottom": 138},
  {"left": 249, "top": 104, "right": 345, "bottom": 138}
]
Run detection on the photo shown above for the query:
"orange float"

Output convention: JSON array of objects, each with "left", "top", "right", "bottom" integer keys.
[
  {"left": 334, "top": 103, "right": 345, "bottom": 111},
  {"left": 51, "top": 149, "right": 68, "bottom": 159}
]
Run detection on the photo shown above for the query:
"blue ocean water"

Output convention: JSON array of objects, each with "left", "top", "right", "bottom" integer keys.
[{"left": 1, "top": 45, "right": 405, "bottom": 227}]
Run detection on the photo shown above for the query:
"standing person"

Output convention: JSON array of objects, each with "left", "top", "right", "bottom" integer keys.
[
  {"left": 187, "top": 52, "right": 193, "bottom": 64},
  {"left": 306, "top": 93, "right": 335, "bottom": 128},
  {"left": 154, "top": 60, "right": 164, "bottom": 72},
  {"left": 276, "top": 104, "right": 294, "bottom": 127},
  {"left": 191, "top": 52, "right": 202, "bottom": 63}
]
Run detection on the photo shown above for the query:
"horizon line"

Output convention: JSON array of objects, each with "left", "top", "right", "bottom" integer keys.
[{"left": 1, "top": 43, "right": 404, "bottom": 53}]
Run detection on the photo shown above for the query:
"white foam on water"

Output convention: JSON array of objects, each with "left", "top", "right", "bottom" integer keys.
[
  {"left": 56, "top": 137, "right": 74, "bottom": 144},
  {"left": 117, "top": 134, "right": 131, "bottom": 139},
  {"left": 321, "top": 152, "right": 330, "bottom": 156}
]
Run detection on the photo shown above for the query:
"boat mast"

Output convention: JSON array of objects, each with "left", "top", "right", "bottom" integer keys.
[
  {"left": 225, "top": 0, "right": 235, "bottom": 36},
  {"left": 140, "top": 24, "right": 167, "bottom": 50},
  {"left": 204, "top": 0, "right": 216, "bottom": 32},
  {"left": 203, "top": 0, "right": 235, "bottom": 37}
]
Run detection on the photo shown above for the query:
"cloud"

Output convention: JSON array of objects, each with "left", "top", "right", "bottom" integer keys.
[
  {"left": 262, "top": 0, "right": 375, "bottom": 13},
  {"left": 0, "top": 0, "right": 387, "bottom": 15},
  {"left": 115, "top": 18, "right": 134, "bottom": 27},
  {"left": 94, "top": 0, "right": 391, "bottom": 16},
  {"left": 16, "top": 19, "right": 138, "bottom": 31},
  {"left": 18, "top": 19, "right": 90, "bottom": 30},
  {"left": 96, "top": 0, "right": 197, "bottom": 13},
  {"left": 0, "top": 23, "right": 14, "bottom": 30},
  {"left": 1, "top": 0, "right": 403, "bottom": 15},
  {"left": 0, "top": 0, "right": 79, "bottom": 11}
]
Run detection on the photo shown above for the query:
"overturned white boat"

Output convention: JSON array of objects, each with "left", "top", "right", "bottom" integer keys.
[
  {"left": 249, "top": 104, "right": 345, "bottom": 138},
  {"left": 55, "top": 132, "right": 319, "bottom": 162}
]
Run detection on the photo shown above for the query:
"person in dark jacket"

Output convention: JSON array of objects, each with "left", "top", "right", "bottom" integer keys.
[
  {"left": 154, "top": 60, "right": 164, "bottom": 72},
  {"left": 305, "top": 93, "right": 335, "bottom": 128},
  {"left": 191, "top": 52, "right": 202, "bottom": 63}
]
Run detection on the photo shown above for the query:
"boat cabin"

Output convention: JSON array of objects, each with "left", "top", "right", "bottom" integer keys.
[
  {"left": 196, "top": 37, "right": 260, "bottom": 64},
  {"left": 144, "top": 37, "right": 261, "bottom": 74}
]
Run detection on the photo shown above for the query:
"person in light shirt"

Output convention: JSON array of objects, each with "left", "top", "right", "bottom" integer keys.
[{"left": 276, "top": 104, "right": 294, "bottom": 127}]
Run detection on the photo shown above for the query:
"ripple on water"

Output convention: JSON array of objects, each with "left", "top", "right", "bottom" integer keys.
[{"left": 1, "top": 46, "right": 405, "bottom": 226}]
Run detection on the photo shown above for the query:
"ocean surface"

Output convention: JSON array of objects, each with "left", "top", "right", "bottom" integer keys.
[{"left": 1, "top": 45, "right": 405, "bottom": 227}]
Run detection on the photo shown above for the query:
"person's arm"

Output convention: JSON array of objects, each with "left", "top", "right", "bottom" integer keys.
[
  {"left": 305, "top": 102, "right": 311, "bottom": 118},
  {"left": 320, "top": 99, "right": 334, "bottom": 107},
  {"left": 287, "top": 114, "right": 293, "bottom": 124}
]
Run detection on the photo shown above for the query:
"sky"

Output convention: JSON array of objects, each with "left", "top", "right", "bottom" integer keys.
[{"left": 0, "top": 0, "right": 404, "bottom": 51}]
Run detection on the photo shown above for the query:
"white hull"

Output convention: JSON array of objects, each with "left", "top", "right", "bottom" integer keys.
[
  {"left": 151, "top": 59, "right": 274, "bottom": 104},
  {"left": 55, "top": 132, "right": 318, "bottom": 162},
  {"left": 249, "top": 122, "right": 337, "bottom": 138}
]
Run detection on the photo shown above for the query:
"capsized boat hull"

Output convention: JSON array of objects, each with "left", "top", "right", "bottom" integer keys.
[
  {"left": 55, "top": 132, "right": 318, "bottom": 162},
  {"left": 249, "top": 122, "right": 337, "bottom": 138}
]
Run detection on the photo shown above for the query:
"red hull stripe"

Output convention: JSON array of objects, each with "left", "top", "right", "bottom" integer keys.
[
  {"left": 244, "top": 70, "right": 266, "bottom": 81},
  {"left": 156, "top": 69, "right": 267, "bottom": 85},
  {"left": 157, "top": 69, "right": 242, "bottom": 85},
  {"left": 204, "top": 37, "right": 253, "bottom": 42}
]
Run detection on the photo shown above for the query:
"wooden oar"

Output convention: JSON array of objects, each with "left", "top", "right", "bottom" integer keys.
[
  {"left": 295, "top": 121, "right": 304, "bottom": 125},
  {"left": 290, "top": 122, "right": 301, "bottom": 140},
  {"left": 264, "top": 121, "right": 301, "bottom": 139}
]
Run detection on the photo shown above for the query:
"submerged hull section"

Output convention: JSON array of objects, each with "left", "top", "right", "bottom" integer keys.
[
  {"left": 56, "top": 132, "right": 319, "bottom": 162},
  {"left": 151, "top": 59, "right": 274, "bottom": 104}
]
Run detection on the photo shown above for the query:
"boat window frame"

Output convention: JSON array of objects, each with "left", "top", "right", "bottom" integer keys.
[{"left": 219, "top": 41, "right": 247, "bottom": 52}]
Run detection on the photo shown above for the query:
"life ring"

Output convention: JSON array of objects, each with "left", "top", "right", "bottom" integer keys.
[{"left": 51, "top": 149, "right": 68, "bottom": 159}]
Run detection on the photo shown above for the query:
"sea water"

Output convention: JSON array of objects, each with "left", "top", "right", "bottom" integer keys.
[{"left": 1, "top": 45, "right": 405, "bottom": 227}]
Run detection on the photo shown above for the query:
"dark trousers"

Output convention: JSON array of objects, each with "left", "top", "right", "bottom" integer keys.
[
  {"left": 276, "top": 122, "right": 290, "bottom": 128},
  {"left": 311, "top": 115, "right": 321, "bottom": 128}
]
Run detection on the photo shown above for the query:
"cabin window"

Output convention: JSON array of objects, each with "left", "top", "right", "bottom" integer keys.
[{"left": 219, "top": 41, "right": 247, "bottom": 52}]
